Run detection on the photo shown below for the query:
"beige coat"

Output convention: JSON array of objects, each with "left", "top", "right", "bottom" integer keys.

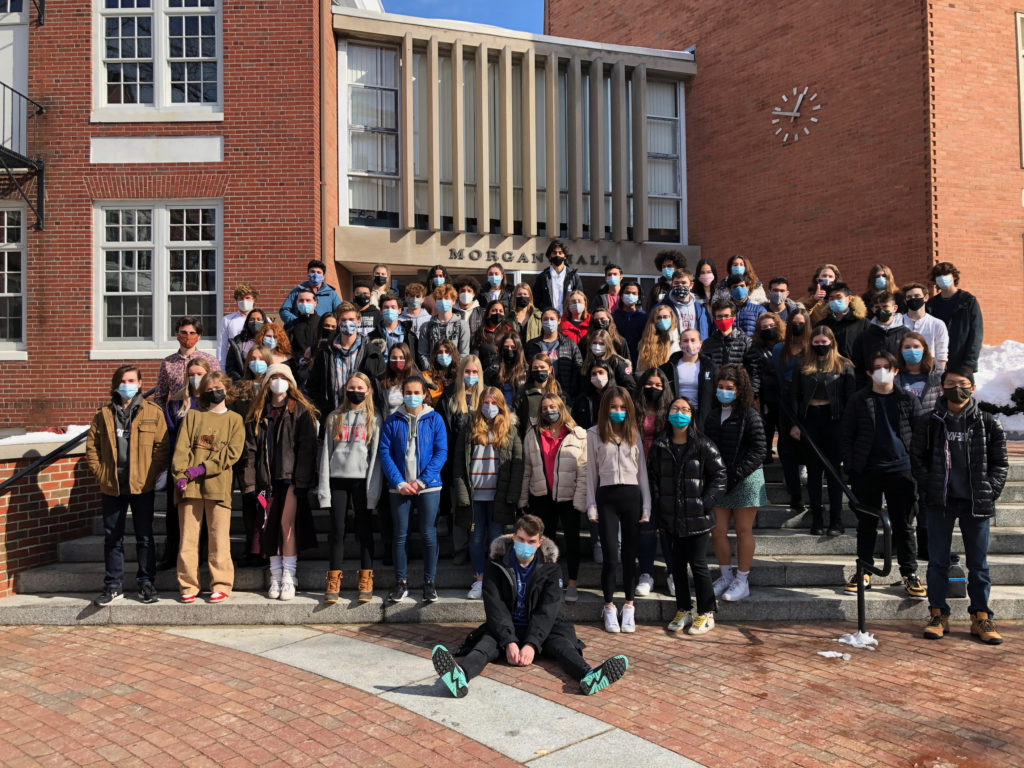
[
  {"left": 85, "top": 399, "right": 169, "bottom": 497},
  {"left": 518, "top": 424, "right": 588, "bottom": 511}
]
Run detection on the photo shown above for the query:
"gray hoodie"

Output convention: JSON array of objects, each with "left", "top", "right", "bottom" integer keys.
[{"left": 316, "top": 408, "right": 382, "bottom": 509}]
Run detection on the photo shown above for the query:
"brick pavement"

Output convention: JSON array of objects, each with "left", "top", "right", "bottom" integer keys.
[{"left": 0, "top": 621, "right": 1021, "bottom": 767}]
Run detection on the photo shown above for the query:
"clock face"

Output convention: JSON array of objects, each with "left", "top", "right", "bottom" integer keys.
[{"left": 770, "top": 87, "right": 822, "bottom": 145}]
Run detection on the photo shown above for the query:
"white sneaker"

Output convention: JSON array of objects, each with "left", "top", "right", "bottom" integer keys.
[
  {"left": 620, "top": 604, "right": 636, "bottom": 633},
  {"left": 722, "top": 577, "right": 749, "bottom": 602},
  {"left": 602, "top": 605, "right": 620, "bottom": 633},
  {"left": 667, "top": 609, "right": 693, "bottom": 632},
  {"left": 467, "top": 580, "right": 483, "bottom": 600},
  {"left": 799, "top": 464, "right": 808, "bottom": 485},
  {"left": 280, "top": 571, "right": 296, "bottom": 601},
  {"left": 667, "top": 574, "right": 676, "bottom": 597},
  {"left": 635, "top": 573, "right": 654, "bottom": 596},
  {"left": 593, "top": 542, "right": 604, "bottom": 564},
  {"left": 687, "top": 612, "right": 715, "bottom": 635},
  {"left": 712, "top": 573, "right": 734, "bottom": 599},
  {"left": 267, "top": 569, "right": 282, "bottom": 600}
]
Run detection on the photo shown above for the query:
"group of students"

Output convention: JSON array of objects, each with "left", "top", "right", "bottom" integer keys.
[{"left": 85, "top": 245, "right": 1009, "bottom": 645}]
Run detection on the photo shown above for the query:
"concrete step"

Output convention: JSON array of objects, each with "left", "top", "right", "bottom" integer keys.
[
  {"left": 3, "top": 585, "right": 1024, "bottom": 625},
  {"left": 761, "top": 458, "right": 1024, "bottom": 483}
]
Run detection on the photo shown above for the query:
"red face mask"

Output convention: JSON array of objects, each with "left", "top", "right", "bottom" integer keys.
[
  {"left": 390, "top": 360, "right": 406, "bottom": 372},
  {"left": 715, "top": 317, "right": 735, "bottom": 333}
]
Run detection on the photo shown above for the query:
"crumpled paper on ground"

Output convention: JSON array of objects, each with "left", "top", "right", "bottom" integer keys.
[
  {"left": 836, "top": 631, "right": 878, "bottom": 650},
  {"left": 817, "top": 651, "right": 851, "bottom": 660}
]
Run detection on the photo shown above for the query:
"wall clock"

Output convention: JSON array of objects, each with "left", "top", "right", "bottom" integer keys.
[{"left": 770, "top": 87, "right": 821, "bottom": 145}]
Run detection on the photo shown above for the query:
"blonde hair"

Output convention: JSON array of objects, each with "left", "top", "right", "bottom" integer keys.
[
  {"left": 528, "top": 353, "right": 560, "bottom": 396},
  {"left": 562, "top": 290, "right": 589, "bottom": 321},
  {"left": 450, "top": 354, "right": 484, "bottom": 415},
  {"left": 801, "top": 326, "right": 848, "bottom": 375},
  {"left": 337, "top": 372, "right": 375, "bottom": 436},
  {"left": 538, "top": 393, "right": 576, "bottom": 432},
  {"left": 470, "top": 386, "right": 512, "bottom": 447},
  {"left": 245, "top": 369, "right": 320, "bottom": 424},
  {"left": 170, "top": 357, "right": 214, "bottom": 413},
  {"left": 637, "top": 306, "right": 677, "bottom": 372}
]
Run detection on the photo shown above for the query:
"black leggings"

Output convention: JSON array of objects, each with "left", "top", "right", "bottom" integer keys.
[
  {"left": 530, "top": 493, "right": 580, "bottom": 580},
  {"left": 329, "top": 478, "right": 374, "bottom": 570},
  {"left": 802, "top": 405, "right": 844, "bottom": 514},
  {"left": 597, "top": 484, "right": 640, "bottom": 603},
  {"left": 460, "top": 621, "right": 590, "bottom": 681},
  {"left": 671, "top": 532, "right": 715, "bottom": 614}
]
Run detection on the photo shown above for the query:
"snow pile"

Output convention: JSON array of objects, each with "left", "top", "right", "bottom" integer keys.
[
  {"left": 0, "top": 425, "right": 90, "bottom": 447},
  {"left": 975, "top": 340, "right": 1024, "bottom": 435}
]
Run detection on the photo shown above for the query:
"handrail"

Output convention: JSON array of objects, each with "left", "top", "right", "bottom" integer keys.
[
  {"left": 0, "top": 80, "right": 46, "bottom": 229},
  {"left": 778, "top": 394, "right": 892, "bottom": 635},
  {"left": 0, "top": 388, "right": 157, "bottom": 496}
]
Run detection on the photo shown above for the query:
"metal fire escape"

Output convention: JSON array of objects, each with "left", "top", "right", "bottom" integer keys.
[{"left": 0, "top": 82, "right": 45, "bottom": 230}]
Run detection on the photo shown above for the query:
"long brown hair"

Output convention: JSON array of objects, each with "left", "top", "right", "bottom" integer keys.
[
  {"left": 427, "top": 339, "right": 460, "bottom": 390},
  {"left": 597, "top": 386, "right": 638, "bottom": 446},
  {"left": 779, "top": 307, "right": 810, "bottom": 365},
  {"left": 585, "top": 307, "right": 626, "bottom": 354},
  {"left": 582, "top": 328, "right": 623, "bottom": 369},
  {"left": 498, "top": 334, "right": 527, "bottom": 388},
  {"left": 898, "top": 331, "right": 934, "bottom": 373},
  {"left": 245, "top": 368, "right": 320, "bottom": 424},
  {"left": 865, "top": 263, "right": 897, "bottom": 295},
  {"left": 528, "top": 353, "right": 560, "bottom": 396},
  {"left": 637, "top": 305, "right": 677, "bottom": 372},
  {"left": 727, "top": 254, "right": 760, "bottom": 287},
  {"left": 382, "top": 342, "right": 418, "bottom": 389},
  {"left": 801, "top": 325, "right": 848, "bottom": 375},
  {"left": 470, "top": 386, "right": 512, "bottom": 446},
  {"left": 332, "top": 372, "right": 375, "bottom": 439},
  {"left": 754, "top": 311, "right": 786, "bottom": 350},
  {"left": 538, "top": 393, "right": 576, "bottom": 433}
]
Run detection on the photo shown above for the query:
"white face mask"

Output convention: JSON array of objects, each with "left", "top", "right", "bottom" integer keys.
[
  {"left": 238, "top": 299, "right": 254, "bottom": 313},
  {"left": 270, "top": 378, "right": 290, "bottom": 395},
  {"left": 871, "top": 368, "right": 895, "bottom": 386},
  {"left": 590, "top": 344, "right": 606, "bottom": 356},
  {"left": 459, "top": 291, "right": 474, "bottom": 306},
  {"left": 590, "top": 374, "right": 608, "bottom": 389},
  {"left": 569, "top": 302, "right": 584, "bottom": 315}
]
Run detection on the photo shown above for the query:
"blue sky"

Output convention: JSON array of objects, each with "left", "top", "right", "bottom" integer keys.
[{"left": 381, "top": 0, "right": 544, "bottom": 34}]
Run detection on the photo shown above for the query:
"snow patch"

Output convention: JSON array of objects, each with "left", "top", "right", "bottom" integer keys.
[
  {"left": 0, "top": 425, "right": 90, "bottom": 446},
  {"left": 975, "top": 340, "right": 1024, "bottom": 408}
]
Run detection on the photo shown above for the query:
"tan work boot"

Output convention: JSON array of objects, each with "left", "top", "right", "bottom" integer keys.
[
  {"left": 970, "top": 612, "right": 1003, "bottom": 645},
  {"left": 922, "top": 607, "right": 949, "bottom": 640},
  {"left": 357, "top": 569, "right": 374, "bottom": 603},
  {"left": 325, "top": 570, "right": 342, "bottom": 604}
]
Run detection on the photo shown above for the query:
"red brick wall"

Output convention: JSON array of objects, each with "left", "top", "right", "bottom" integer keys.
[
  {"left": 2, "top": 1, "right": 322, "bottom": 428},
  {"left": 0, "top": 452, "right": 99, "bottom": 597}
]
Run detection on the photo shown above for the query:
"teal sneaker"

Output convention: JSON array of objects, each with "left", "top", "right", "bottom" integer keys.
[
  {"left": 579, "top": 654, "right": 628, "bottom": 696},
  {"left": 431, "top": 645, "right": 468, "bottom": 698}
]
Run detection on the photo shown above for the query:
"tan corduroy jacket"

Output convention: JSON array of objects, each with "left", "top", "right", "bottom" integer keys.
[{"left": 85, "top": 399, "right": 169, "bottom": 496}]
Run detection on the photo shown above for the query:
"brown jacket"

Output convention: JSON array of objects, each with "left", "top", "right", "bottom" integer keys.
[
  {"left": 85, "top": 399, "right": 170, "bottom": 496},
  {"left": 171, "top": 408, "right": 245, "bottom": 504}
]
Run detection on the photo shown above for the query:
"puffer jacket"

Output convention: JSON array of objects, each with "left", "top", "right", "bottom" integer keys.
[
  {"left": 789, "top": 361, "right": 857, "bottom": 422},
  {"left": 86, "top": 398, "right": 170, "bottom": 496},
  {"left": 703, "top": 405, "right": 767, "bottom": 490},
  {"left": 910, "top": 398, "right": 1008, "bottom": 518},
  {"left": 839, "top": 385, "right": 921, "bottom": 477},
  {"left": 749, "top": 343, "right": 778, "bottom": 402},
  {"left": 850, "top": 316, "right": 910, "bottom": 386},
  {"left": 647, "top": 434, "right": 727, "bottom": 537},
  {"left": 700, "top": 329, "right": 760, "bottom": 396},
  {"left": 452, "top": 417, "right": 525, "bottom": 526},
  {"left": 926, "top": 289, "right": 983, "bottom": 371},
  {"left": 242, "top": 398, "right": 318, "bottom": 493},
  {"left": 378, "top": 405, "right": 449, "bottom": 490},
  {"left": 524, "top": 334, "right": 583, "bottom": 401},
  {"left": 518, "top": 424, "right": 588, "bottom": 511}
]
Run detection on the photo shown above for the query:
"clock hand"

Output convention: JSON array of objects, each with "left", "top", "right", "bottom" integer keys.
[
  {"left": 789, "top": 87, "right": 808, "bottom": 122},
  {"left": 773, "top": 110, "right": 798, "bottom": 117}
]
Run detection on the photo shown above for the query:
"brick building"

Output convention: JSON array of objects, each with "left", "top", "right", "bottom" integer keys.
[{"left": 545, "top": 0, "right": 1024, "bottom": 348}]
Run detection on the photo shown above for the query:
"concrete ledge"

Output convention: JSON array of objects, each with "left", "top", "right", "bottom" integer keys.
[{"left": 0, "top": 440, "right": 86, "bottom": 462}]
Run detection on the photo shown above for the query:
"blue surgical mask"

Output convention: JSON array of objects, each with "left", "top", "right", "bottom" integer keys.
[
  {"left": 403, "top": 394, "right": 423, "bottom": 410},
  {"left": 730, "top": 286, "right": 748, "bottom": 301},
  {"left": 668, "top": 412, "right": 691, "bottom": 429},
  {"left": 437, "top": 299, "right": 453, "bottom": 313},
  {"left": 248, "top": 360, "right": 268, "bottom": 376},
  {"left": 464, "top": 374, "right": 479, "bottom": 387},
  {"left": 481, "top": 403, "right": 499, "bottom": 420},
  {"left": 661, "top": 267, "right": 676, "bottom": 280},
  {"left": 902, "top": 348, "right": 924, "bottom": 365},
  {"left": 622, "top": 293, "right": 638, "bottom": 306},
  {"left": 513, "top": 540, "right": 537, "bottom": 560},
  {"left": 716, "top": 388, "right": 736, "bottom": 404},
  {"left": 828, "top": 298, "right": 847, "bottom": 314},
  {"left": 606, "top": 275, "right": 620, "bottom": 287},
  {"left": 542, "top": 319, "right": 559, "bottom": 334},
  {"left": 436, "top": 353, "right": 453, "bottom": 368},
  {"left": 263, "top": 336, "right": 277, "bottom": 349},
  {"left": 730, "top": 265, "right": 746, "bottom": 276},
  {"left": 308, "top": 272, "right": 324, "bottom": 285},
  {"left": 381, "top": 308, "right": 399, "bottom": 324},
  {"left": 297, "top": 302, "right": 315, "bottom": 316},
  {"left": 655, "top": 317, "right": 672, "bottom": 332},
  {"left": 117, "top": 383, "right": 139, "bottom": 400},
  {"left": 433, "top": 276, "right": 446, "bottom": 287},
  {"left": 935, "top": 274, "right": 954, "bottom": 290},
  {"left": 874, "top": 276, "right": 887, "bottom": 290},
  {"left": 487, "top": 274, "right": 502, "bottom": 287},
  {"left": 609, "top": 410, "right": 627, "bottom": 424}
]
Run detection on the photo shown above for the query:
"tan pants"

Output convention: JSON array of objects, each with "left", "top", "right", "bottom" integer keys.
[{"left": 177, "top": 500, "right": 234, "bottom": 596}]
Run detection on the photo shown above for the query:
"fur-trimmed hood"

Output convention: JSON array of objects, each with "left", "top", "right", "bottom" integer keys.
[
  {"left": 809, "top": 294, "right": 867, "bottom": 326},
  {"left": 489, "top": 533, "right": 560, "bottom": 563}
]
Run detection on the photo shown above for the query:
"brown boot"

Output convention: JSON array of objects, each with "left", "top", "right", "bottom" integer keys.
[
  {"left": 922, "top": 607, "right": 949, "bottom": 640},
  {"left": 325, "top": 570, "right": 342, "bottom": 604},
  {"left": 357, "top": 569, "right": 374, "bottom": 603},
  {"left": 971, "top": 612, "right": 1003, "bottom": 645}
]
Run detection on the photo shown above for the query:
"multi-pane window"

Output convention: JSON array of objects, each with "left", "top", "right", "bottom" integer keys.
[
  {"left": 0, "top": 209, "right": 24, "bottom": 345},
  {"left": 98, "top": 0, "right": 220, "bottom": 111},
  {"left": 98, "top": 203, "right": 220, "bottom": 345},
  {"left": 0, "top": 1, "right": 24, "bottom": 12},
  {"left": 647, "top": 80, "right": 682, "bottom": 243},
  {"left": 348, "top": 44, "right": 399, "bottom": 228}
]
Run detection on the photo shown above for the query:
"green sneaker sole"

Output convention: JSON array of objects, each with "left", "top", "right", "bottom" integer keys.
[
  {"left": 431, "top": 645, "right": 469, "bottom": 698},
  {"left": 580, "top": 654, "right": 628, "bottom": 696}
]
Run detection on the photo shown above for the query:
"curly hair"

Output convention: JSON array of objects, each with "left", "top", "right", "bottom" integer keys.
[{"left": 715, "top": 364, "right": 754, "bottom": 410}]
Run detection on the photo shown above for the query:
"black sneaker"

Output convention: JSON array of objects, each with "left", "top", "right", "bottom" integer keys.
[
  {"left": 138, "top": 583, "right": 159, "bottom": 604},
  {"left": 94, "top": 587, "right": 123, "bottom": 607},
  {"left": 387, "top": 581, "right": 409, "bottom": 604},
  {"left": 423, "top": 582, "right": 438, "bottom": 603},
  {"left": 579, "top": 655, "right": 629, "bottom": 696}
]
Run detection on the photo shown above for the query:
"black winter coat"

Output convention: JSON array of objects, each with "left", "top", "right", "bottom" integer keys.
[
  {"left": 789, "top": 361, "right": 857, "bottom": 422},
  {"left": 648, "top": 434, "right": 728, "bottom": 537},
  {"left": 512, "top": 381, "right": 567, "bottom": 438},
  {"left": 850, "top": 321, "right": 910, "bottom": 386},
  {"left": 840, "top": 385, "right": 921, "bottom": 477},
  {"left": 703, "top": 405, "right": 767, "bottom": 490},
  {"left": 308, "top": 336, "right": 386, "bottom": 421},
  {"left": 926, "top": 289, "right": 983, "bottom": 371},
  {"left": 532, "top": 266, "right": 583, "bottom": 313},
  {"left": 910, "top": 398, "right": 1008, "bottom": 517},
  {"left": 225, "top": 331, "right": 256, "bottom": 382},
  {"left": 749, "top": 343, "right": 778, "bottom": 402},
  {"left": 658, "top": 352, "right": 718, "bottom": 431},
  {"left": 524, "top": 335, "right": 582, "bottom": 402},
  {"left": 242, "top": 399, "right": 318, "bottom": 493},
  {"left": 701, "top": 330, "right": 760, "bottom": 396}
]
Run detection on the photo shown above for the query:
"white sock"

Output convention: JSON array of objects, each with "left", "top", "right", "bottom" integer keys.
[
  {"left": 269, "top": 555, "right": 283, "bottom": 572},
  {"left": 283, "top": 555, "right": 298, "bottom": 576},
  {"left": 736, "top": 570, "right": 749, "bottom": 583}
]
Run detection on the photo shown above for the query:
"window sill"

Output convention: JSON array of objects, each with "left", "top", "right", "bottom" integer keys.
[
  {"left": 0, "top": 349, "right": 28, "bottom": 361},
  {"left": 89, "top": 345, "right": 216, "bottom": 361},
  {"left": 90, "top": 106, "right": 225, "bottom": 124}
]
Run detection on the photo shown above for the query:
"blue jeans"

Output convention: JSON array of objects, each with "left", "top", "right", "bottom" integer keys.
[
  {"left": 102, "top": 492, "right": 156, "bottom": 589},
  {"left": 390, "top": 490, "right": 441, "bottom": 584},
  {"left": 926, "top": 499, "right": 992, "bottom": 617},
  {"left": 469, "top": 500, "right": 503, "bottom": 576}
]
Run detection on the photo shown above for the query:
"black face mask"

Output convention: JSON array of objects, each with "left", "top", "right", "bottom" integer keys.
[
  {"left": 549, "top": 256, "right": 565, "bottom": 267},
  {"left": 594, "top": 318, "right": 610, "bottom": 331},
  {"left": 531, "top": 370, "right": 549, "bottom": 383},
  {"left": 643, "top": 387, "right": 661, "bottom": 403},
  {"left": 515, "top": 296, "right": 530, "bottom": 309},
  {"left": 875, "top": 308, "right": 893, "bottom": 323},
  {"left": 247, "top": 320, "right": 264, "bottom": 336},
  {"left": 346, "top": 390, "right": 367, "bottom": 405},
  {"left": 670, "top": 286, "right": 690, "bottom": 302},
  {"left": 488, "top": 313, "right": 504, "bottom": 326},
  {"left": 502, "top": 348, "right": 517, "bottom": 362},
  {"left": 354, "top": 294, "right": 371, "bottom": 307},
  {"left": 906, "top": 297, "right": 926, "bottom": 312},
  {"left": 373, "top": 275, "right": 388, "bottom": 286},
  {"left": 759, "top": 327, "right": 779, "bottom": 344},
  {"left": 320, "top": 326, "right": 336, "bottom": 339},
  {"left": 812, "top": 344, "right": 832, "bottom": 357},
  {"left": 790, "top": 323, "right": 806, "bottom": 336},
  {"left": 943, "top": 385, "right": 971, "bottom": 404},
  {"left": 202, "top": 389, "right": 227, "bottom": 405}
]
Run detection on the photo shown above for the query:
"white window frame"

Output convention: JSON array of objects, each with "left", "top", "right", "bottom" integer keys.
[
  {"left": 0, "top": 0, "right": 29, "bottom": 25},
  {"left": 0, "top": 203, "right": 27, "bottom": 360},
  {"left": 90, "top": 200, "right": 222, "bottom": 359},
  {"left": 91, "top": 0, "right": 224, "bottom": 124},
  {"left": 645, "top": 79, "right": 686, "bottom": 245}
]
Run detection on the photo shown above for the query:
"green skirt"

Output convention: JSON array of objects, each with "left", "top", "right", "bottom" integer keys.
[{"left": 719, "top": 467, "right": 768, "bottom": 509}]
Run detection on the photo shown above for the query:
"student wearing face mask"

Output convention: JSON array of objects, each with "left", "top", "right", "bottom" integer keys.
[
  {"left": 761, "top": 277, "right": 799, "bottom": 322},
  {"left": 87, "top": 365, "right": 170, "bottom": 606},
  {"left": 646, "top": 250, "right": 683, "bottom": 311},
  {"left": 581, "top": 329, "right": 635, "bottom": 392},
  {"left": 400, "top": 283, "right": 431, "bottom": 335},
  {"left": 421, "top": 265, "right": 451, "bottom": 314},
  {"left": 225, "top": 308, "right": 269, "bottom": 382},
  {"left": 513, "top": 354, "right": 566, "bottom": 439},
  {"left": 911, "top": 367, "right": 1008, "bottom": 645},
  {"left": 585, "top": 307, "right": 630, "bottom": 361},
  {"left": 658, "top": 328, "right": 718, "bottom": 431},
  {"left": 279, "top": 259, "right": 341, "bottom": 324},
  {"left": 612, "top": 279, "right": 646, "bottom": 367},
  {"left": 701, "top": 300, "right": 761, "bottom": 395},
  {"left": 417, "top": 284, "right": 471, "bottom": 371},
  {"left": 350, "top": 281, "right": 381, "bottom": 338},
  {"left": 724, "top": 274, "right": 767, "bottom": 337},
  {"left": 232, "top": 347, "right": 273, "bottom": 567},
  {"left": 472, "top": 299, "right": 516, "bottom": 353},
  {"left": 840, "top": 351, "right": 924, "bottom": 597},
  {"left": 714, "top": 255, "right": 767, "bottom": 305},
  {"left": 378, "top": 375, "right": 449, "bottom": 604},
  {"left": 524, "top": 309, "right": 583, "bottom": 403},
  {"left": 309, "top": 302, "right": 386, "bottom": 425},
  {"left": 819, "top": 282, "right": 869, "bottom": 360},
  {"left": 559, "top": 290, "right": 591, "bottom": 347},
  {"left": 510, "top": 283, "right": 544, "bottom": 344},
  {"left": 430, "top": 514, "right": 629, "bottom": 699},
  {"left": 317, "top": 373, "right": 382, "bottom": 605},
  {"left": 571, "top": 359, "right": 616, "bottom": 429},
  {"left": 595, "top": 263, "right": 625, "bottom": 312},
  {"left": 452, "top": 387, "right": 524, "bottom": 599},
  {"left": 154, "top": 316, "right": 221, "bottom": 406},
  {"left": 900, "top": 282, "right": 948, "bottom": 370},
  {"left": 751, "top": 312, "right": 786, "bottom": 456},
  {"left": 285, "top": 287, "right": 321, "bottom": 390},
  {"left": 496, "top": 335, "right": 528, "bottom": 407},
  {"left": 851, "top": 291, "right": 910, "bottom": 387},
  {"left": 691, "top": 258, "right": 719, "bottom": 307},
  {"left": 925, "top": 262, "right": 982, "bottom": 372},
  {"left": 860, "top": 264, "right": 907, "bottom": 314},
  {"left": 660, "top": 269, "right": 712, "bottom": 341},
  {"left": 423, "top": 340, "right": 460, "bottom": 405},
  {"left": 369, "top": 293, "right": 417, "bottom": 355},
  {"left": 172, "top": 371, "right": 245, "bottom": 603},
  {"left": 218, "top": 284, "right": 259, "bottom": 368},
  {"left": 453, "top": 275, "right": 484, "bottom": 337},
  {"left": 772, "top": 307, "right": 810, "bottom": 512},
  {"left": 316, "top": 313, "right": 338, "bottom": 355},
  {"left": 532, "top": 240, "right": 583, "bottom": 313},
  {"left": 253, "top": 320, "right": 294, "bottom": 368},
  {"left": 789, "top": 326, "right": 856, "bottom": 536},
  {"left": 802, "top": 263, "right": 844, "bottom": 324},
  {"left": 373, "top": 342, "right": 418, "bottom": 419},
  {"left": 483, "top": 264, "right": 513, "bottom": 310},
  {"left": 369, "top": 264, "right": 391, "bottom": 308},
  {"left": 636, "top": 305, "right": 681, "bottom": 374}
]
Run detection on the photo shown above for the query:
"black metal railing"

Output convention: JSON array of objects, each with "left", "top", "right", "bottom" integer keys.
[
  {"left": 0, "top": 81, "right": 45, "bottom": 229},
  {"left": 778, "top": 397, "right": 892, "bottom": 635}
]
